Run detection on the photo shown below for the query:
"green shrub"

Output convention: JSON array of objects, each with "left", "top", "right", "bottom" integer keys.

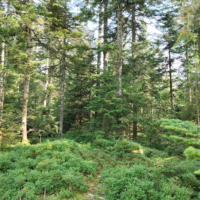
[
  {"left": 93, "top": 138, "right": 116, "bottom": 148},
  {"left": 160, "top": 118, "right": 200, "bottom": 147},
  {"left": 93, "top": 138, "right": 142, "bottom": 155},
  {"left": 0, "top": 139, "right": 97, "bottom": 199},
  {"left": 101, "top": 165, "right": 193, "bottom": 200},
  {"left": 115, "top": 140, "right": 142, "bottom": 153}
]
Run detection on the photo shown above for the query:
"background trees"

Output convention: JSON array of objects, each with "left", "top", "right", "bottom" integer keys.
[
  {"left": 2, "top": 1, "right": 200, "bottom": 199},
  {"left": 0, "top": 0, "right": 200, "bottom": 145}
]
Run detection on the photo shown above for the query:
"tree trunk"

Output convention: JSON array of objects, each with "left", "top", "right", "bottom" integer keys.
[
  {"left": 44, "top": 57, "right": 49, "bottom": 107},
  {"left": 197, "top": 33, "right": 200, "bottom": 126},
  {"left": 22, "top": 26, "right": 31, "bottom": 144},
  {"left": 189, "top": 73, "right": 192, "bottom": 103},
  {"left": 48, "top": 61, "right": 54, "bottom": 108},
  {"left": 195, "top": 61, "right": 200, "bottom": 126},
  {"left": 0, "top": 41, "right": 5, "bottom": 127},
  {"left": 116, "top": 4, "right": 123, "bottom": 98},
  {"left": 0, "top": 40, "right": 5, "bottom": 145},
  {"left": 103, "top": 0, "right": 108, "bottom": 72},
  {"left": 95, "top": 2, "right": 103, "bottom": 118},
  {"left": 22, "top": 74, "right": 31, "bottom": 144},
  {"left": 115, "top": 3, "right": 123, "bottom": 134},
  {"left": 59, "top": 51, "right": 66, "bottom": 137},
  {"left": 132, "top": 3, "right": 136, "bottom": 44},
  {"left": 102, "top": 0, "right": 109, "bottom": 136},
  {"left": 169, "top": 48, "right": 173, "bottom": 112},
  {"left": 185, "top": 46, "right": 192, "bottom": 103},
  {"left": 132, "top": 3, "right": 137, "bottom": 140},
  {"left": 97, "top": 2, "right": 102, "bottom": 72},
  {"left": 196, "top": 78, "right": 199, "bottom": 126},
  {"left": 133, "top": 106, "right": 137, "bottom": 139}
]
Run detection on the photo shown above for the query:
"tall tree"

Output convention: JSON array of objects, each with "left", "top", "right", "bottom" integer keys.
[
  {"left": 59, "top": 38, "right": 66, "bottom": 137},
  {"left": 132, "top": 2, "right": 137, "bottom": 140},
  {"left": 0, "top": 41, "right": 5, "bottom": 128},
  {"left": 22, "top": 26, "right": 31, "bottom": 144},
  {"left": 157, "top": 8, "right": 179, "bottom": 113},
  {"left": 103, "top": 0, "right": 109, "bottom": 71},
  {"left": 116, "top": 3, "right": 123, "bottom": 99}
]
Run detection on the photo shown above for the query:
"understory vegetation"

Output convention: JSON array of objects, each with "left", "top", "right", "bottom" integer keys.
[
  {"left": 1, "top": 129, "right": 200, "bottom": 200},
  {"left": 1, "top": 0, "right": 200, "bottom": 199}
]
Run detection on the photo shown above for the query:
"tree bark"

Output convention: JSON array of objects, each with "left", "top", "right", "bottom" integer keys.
[
  {"left": 44, "top": 57, "right": 49, "bottom": 107},
  {"left": 197, "top": 33, "right": 200, "bottom": 126},
  {"left": 185, "top": 46, "right": 192, "bottom": 103},
  {"left": 0, "top": 2, "right": 9, "bottom": 143},
  {"left": 115, "top": 3, "right": 123, "bottom": 134},
  {"left": 116, "top": 4, "right": 123, "bottom": 98},
  {"left": 103, "top": 0, "right": 108, "bottom": 72},
  {"left": 48, "top": 61, "right": 54, "bottom": 108},
  {"left": 132, "top": 2, "right": 137, "bottom": 140},
  {"left": 195, "top": 61, "right": 200, "bottom": 125},
  {"left": 97, "top": 2, "right": 102, "bottom": 72},
  {"left": 95, "top": 2, "right": 103, "bottom": 118},
  {"left": 22, "top": 74, "right": 30, "bottom": 144},
  {"left": 22, "top": 26, "right": 31, "bottom": 144},
  {"left": 169, "top": 48, "right": 173, "bottom": 112},
  {"left": 102, "top": 0, "right": 109, "bottom": 136},
  {"left": 196, "top": 75, "right": 199, "bottom": 126},
  {"left": 59, "top": 50, "right": 66, "bottom": 137},
  {"left": 0, "top": 41, "right": 5, "bottom": 128}
]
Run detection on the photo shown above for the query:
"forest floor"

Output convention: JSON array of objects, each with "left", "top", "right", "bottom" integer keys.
[{"left": 0, "top": 138, "right": 200, "bottom": 200}]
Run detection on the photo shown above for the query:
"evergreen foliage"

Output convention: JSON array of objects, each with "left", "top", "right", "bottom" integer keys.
[
  {"left": 1, "top": 0, "right": 200, "bottom": 199},
  {"left": 0, "top": 140, "right": 97, "bottom": 199}
]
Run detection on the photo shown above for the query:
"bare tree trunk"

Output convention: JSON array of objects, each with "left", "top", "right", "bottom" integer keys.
[
  {"left": 22, "top": 73, "right": 30, "bottom": 144},
  {"left": 44, "top": 57, "right": 49, "bottom": 107},
  {"left": 195, "top": 62, "right": 200, "bottom": 125},
  {"left": 0, "top": 41, "right": 5, "bottom": 145},
  {"left": 169, "top": 48, "right": 173, "bottom": 112},
  {"left": 95, "top": 2, "right": 103, "bottom": 119},
  {"left": 133, "top": 107, "right": 137, "bottom": 139},
  {"left": 185, "top": 46, "right": 192, "bottom": 103},
  {"left": 48, "top": 61, "right": 54, "bottom": 108},
  {"left": 44, "top": 188, "right": 46, "bottom": 200},
  {"left": 59, "top": 51, "right": 66, "bottom": 137},
  {"left": 132, "top": 3, "right": 137, "bottom": 140},
  {"left": 97, "top": 2, "right": 102, "bottom": 72},
  {"left": 0, "top": 2, "right": 9, "bottom": 139},
  {"left": 132, "top": 3, "right": 136, "bottom": 45},
  {"left": 189, "top": 73, "right": 192, "bottom": 103},
  {"left": 102, "top": 0, "right": 109, "bottom": 136},
  {"left": 0, "top": 41, "right": 5, "bottom": 128},
  {"left": 103, "top": 0, "right": 108, "bottom": 72},
  {"left": 197, "top": 36, "right": 200, "bottom": 126},
  {"left": 115, "top": 4, "right": 123, "bottom": 134},
  {"left": 116, "top": 4, "right": 123, "bottom": 98},
  {"left": 22, "top": 27, "right": 31, "bottom": 144},
  {"left": 196, "top": 79, "right": 199, "bottom": 126}
]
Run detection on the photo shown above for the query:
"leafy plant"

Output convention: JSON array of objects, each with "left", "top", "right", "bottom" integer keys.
[
  {"left": 0, "top": 139, "right": 97, "bottom": 199},
  {"left": 101, "top": 165, "right": 193, "bottom": 200}
]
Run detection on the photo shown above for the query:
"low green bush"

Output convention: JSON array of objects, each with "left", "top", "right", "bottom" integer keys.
[
  {"left": 93, "top": 138, "right": 142, "bottom": 155},
  {"left": 115, "top": 140, "right": 142, "bottom": 153},
  {"left": 0, "top": 139, "right": 97, "bottom": 200},
  {"left": 101, "top": 165, "right": 193, "bottom": 200},
  {"left": 1, "top": 137, "right": 200, "bottom": 200}
]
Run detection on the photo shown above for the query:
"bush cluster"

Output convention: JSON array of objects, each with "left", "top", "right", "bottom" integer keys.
[
  {"left": 101, "top": 162, "right": 200, "bottom": 200},
  {"left": 0, "top": 140, "right": 97, "bottom": 200}
]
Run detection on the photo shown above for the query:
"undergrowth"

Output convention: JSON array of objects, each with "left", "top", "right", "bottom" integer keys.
[
  {"left": 0, "top": 140, "right": 96, "bottom": 200},
  {"left": 0, "top": 138, "right": 200, "bottom": 199}
]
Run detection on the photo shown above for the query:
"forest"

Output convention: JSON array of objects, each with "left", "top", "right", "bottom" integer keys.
[{"left": 1, "top": 0, "right": 200, "bottom": 199}]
